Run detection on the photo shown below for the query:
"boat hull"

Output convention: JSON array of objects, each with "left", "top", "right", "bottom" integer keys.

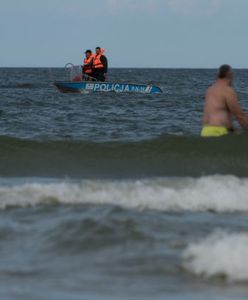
[{"left": 53, "top": 81, "right": 162, "bottom": 94}]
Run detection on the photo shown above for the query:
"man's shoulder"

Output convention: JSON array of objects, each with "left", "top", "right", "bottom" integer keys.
[
  {"left": 225, "top": 85, "right": 236, "bottom": 97},
  {"left": 211, "top": 82, "right": 236, "bottom": 93},
  {"left": 206, "top": 84, "right": 215, "bottom": 94}
]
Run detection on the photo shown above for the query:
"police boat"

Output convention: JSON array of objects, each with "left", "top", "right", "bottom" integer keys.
[{"left": 53, "top": 64, "right": 162, "bottom": 95}]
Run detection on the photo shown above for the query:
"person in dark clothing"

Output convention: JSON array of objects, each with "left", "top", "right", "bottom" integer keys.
[{"left": 92, "top": 47, "right": 108, "bottom": 81}]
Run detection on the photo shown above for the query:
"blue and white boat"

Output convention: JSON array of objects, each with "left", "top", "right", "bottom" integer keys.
[
  {"left": 53, "top": 63, "right": 162, "bottom": 94},
  {"left": 54, "top": 80, "right": 162, "bottom": 94}
]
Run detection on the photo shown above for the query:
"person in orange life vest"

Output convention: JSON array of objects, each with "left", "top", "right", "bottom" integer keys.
[
  {"left": 82, "top": 50, "right": 94, "bottom": 78},
  {"left": 92, "top": 47, "right": 108, "bottom": 82}
]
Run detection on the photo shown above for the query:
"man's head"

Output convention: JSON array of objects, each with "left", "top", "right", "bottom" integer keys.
[
  {"left": 218, "top": 64, "right": 233, "bottom": 82},
  {"left": 95, "top": 47, "right": 101, "bottom": 55},
  {"left": 85, "top": 50, "right": 92, "bottom": 59}
]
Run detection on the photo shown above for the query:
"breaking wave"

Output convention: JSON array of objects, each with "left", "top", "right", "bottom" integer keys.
[
  {"left": 1, "top": 175, "right": 248, "bottom": 212},
  {"left": 183, "top": 230, "right": 248, "bottom": 282}
]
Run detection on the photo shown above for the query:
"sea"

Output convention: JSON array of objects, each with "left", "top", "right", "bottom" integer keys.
[{"left": 0, "top": 67, "right": 248, "bottom": 300}]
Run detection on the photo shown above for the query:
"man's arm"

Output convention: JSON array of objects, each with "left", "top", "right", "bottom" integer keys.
[
  {"left": 100, "top": 56, "right": 108, "bottom": 73},
  {"left": 226, "top": 89, "right": 248, "bottom": 130}
]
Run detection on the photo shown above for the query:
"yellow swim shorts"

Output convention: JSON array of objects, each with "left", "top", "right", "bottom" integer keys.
[{"left": 201, "top": 126, "right": 229, "bottom": 137}]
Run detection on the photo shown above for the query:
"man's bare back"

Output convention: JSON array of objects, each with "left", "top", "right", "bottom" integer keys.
[
  {"left": 202, "top": 65, "right": 248, "bottom": 135},
  {"left": 203, "top": 80, "right": 235, "bottom": 129}
]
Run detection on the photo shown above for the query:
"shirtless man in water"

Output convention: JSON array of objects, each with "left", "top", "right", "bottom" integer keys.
[{"left": 201, "top": 64, "right": 248, "bottom": 137}]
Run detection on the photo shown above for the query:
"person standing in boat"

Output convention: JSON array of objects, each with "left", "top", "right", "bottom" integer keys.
[
  {"left": 92, "top": 47, "right": 108, "bottom": 82},
  {"left": 82, "top": 49, "right": 94, "bottom": 80}
]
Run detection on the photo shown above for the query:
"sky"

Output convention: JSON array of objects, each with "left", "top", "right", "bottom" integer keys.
[{"left": 0, "top": 0, "right": 248, "bottom": 68}]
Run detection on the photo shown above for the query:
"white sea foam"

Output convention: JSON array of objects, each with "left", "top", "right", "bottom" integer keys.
[
  {"left": 183, "top": 230, "right": 248, "bottom": 282},
  {"left": 0, "top": 175, "right": 248, "bottom": 211}
]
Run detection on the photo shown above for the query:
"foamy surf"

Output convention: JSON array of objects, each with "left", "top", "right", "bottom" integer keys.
[
  {"left": 183, "top": 230, "right": 248, "bottom": 282},
  {"left": 0, "top": 175, "right": 248, "bottom": 212}
]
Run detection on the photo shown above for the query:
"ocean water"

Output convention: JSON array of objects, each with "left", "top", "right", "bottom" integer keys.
[{"left": 0, "top": 67, "right": 248, "bottom": 300}]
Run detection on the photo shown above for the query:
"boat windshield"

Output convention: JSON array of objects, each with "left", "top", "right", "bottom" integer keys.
[{"left": 65, "top": 63, "right": 82, "bottom": 81}]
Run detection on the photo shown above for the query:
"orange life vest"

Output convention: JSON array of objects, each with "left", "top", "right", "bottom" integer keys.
[
  {"left": 93, "top": 49, "right": 105, "bottom": 69},
  {"left": 83, "top": 55, "right": 94, "bottom": 74}
]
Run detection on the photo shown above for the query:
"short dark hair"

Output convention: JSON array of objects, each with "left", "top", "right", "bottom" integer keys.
[
  {"left": 85, "top": 49, "right": 92, "bottom": 54},
  {"left": 96, "top": 47, "right": 101, "bottom": 50},
  {"left": 218, "top": 64, "right": 232, "bottom": 79}
]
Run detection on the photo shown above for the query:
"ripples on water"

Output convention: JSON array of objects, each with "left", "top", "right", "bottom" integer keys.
[{"left": 0, "top": 68, "right": 212, "bottom": 140}]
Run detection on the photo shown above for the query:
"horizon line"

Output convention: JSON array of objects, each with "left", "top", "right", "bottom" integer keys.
[{"left": 1, "top": 66, "right": 248, "bottom": 70}]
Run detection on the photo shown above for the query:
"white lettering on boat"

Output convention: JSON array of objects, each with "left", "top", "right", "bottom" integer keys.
[
  {"left": 124, "top": 85, "right": 130, "bottom": 92},
  {"left": 85, "top": 83, "right": 152, "bottom": 93},
  {"left": 86, "top": 83, "right": 94, "bottom": 90}
]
